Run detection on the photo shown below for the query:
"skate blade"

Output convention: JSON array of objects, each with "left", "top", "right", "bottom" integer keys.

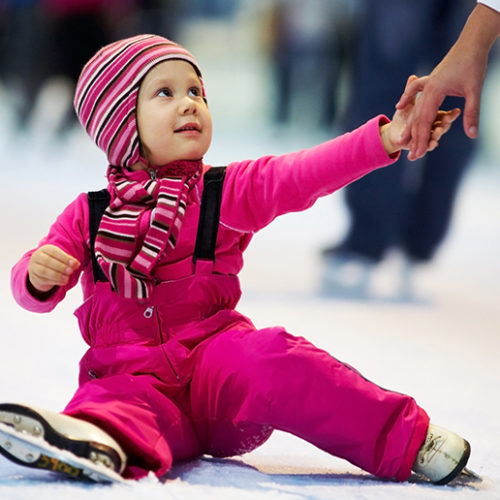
[
  {"left": 0, "top": 422, "right": 126, "bottom": 484},
  {"left": 460, "top": 467, "right": 482, "bottom": 482}
]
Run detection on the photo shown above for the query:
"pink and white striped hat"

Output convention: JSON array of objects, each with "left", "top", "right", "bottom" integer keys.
[{"left": 74, "top": 34, "right": 203, "bottom": 169}]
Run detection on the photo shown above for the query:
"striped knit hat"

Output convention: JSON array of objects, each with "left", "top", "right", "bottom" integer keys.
[{"left": 74, "top": 34, "right": 203, "bottom": 169}]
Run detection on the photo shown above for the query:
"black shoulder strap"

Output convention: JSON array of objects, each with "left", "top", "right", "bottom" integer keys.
[
  {"left": 87, "top": 166, "right": 226, "bottom": 283},
  {"left": 193, "top": 166, "right": 226, "bottom": 262},
  {"left": 87, "top": 189, "right": 110, "bottom": 283}
]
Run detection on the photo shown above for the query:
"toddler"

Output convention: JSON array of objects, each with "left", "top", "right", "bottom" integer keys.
[{"left": 1, "top": 34, "right": 469, "bottom": 485}]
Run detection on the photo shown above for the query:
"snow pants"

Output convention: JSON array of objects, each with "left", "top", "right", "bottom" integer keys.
[{"left": 65, "top": 278, "right": 429, "bottom": 481}]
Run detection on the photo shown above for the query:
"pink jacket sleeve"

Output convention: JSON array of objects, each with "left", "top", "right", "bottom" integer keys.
[
  {"left": 220, "top": 115, "right": 399, "bottom": 232},
  {"left": 11, "top": 193, "right": 91, "bottom": 313}
]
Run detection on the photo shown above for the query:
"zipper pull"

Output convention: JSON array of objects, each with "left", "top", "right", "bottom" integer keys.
[
  {"left": 149, "top": 168, "right": 157, "bottom": 181},
  {"left": 144, "top": 306, "right": 154, "bottom": 319}
]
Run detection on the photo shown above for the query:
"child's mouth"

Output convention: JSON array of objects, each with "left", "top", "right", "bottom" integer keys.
[{"left": 174, "top": 123, "right": 201, "bottom": 133}]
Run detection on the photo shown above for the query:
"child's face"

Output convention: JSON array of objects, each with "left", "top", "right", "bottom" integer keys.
[{"left": 136, "top": 59, "right": 212, "bottom": 167}]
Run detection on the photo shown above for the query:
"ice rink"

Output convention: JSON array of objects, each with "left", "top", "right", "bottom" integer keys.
[{"left": 0, "top": 59, "right": 499, "bottom": 499}]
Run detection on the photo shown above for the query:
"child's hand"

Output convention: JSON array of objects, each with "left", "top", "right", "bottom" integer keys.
[
  {"left": 380, "top": 75, "right": 461, "bottom": 158},
  {"left": 28, "top": 244, "right": 80, "bottom": 294}
]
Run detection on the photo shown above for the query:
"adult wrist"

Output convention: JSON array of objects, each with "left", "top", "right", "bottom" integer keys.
[{"left": 465, "top": 4, "right": 500, "bottom": 50}]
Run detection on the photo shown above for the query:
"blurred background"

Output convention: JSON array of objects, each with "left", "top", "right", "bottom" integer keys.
[
  {"left": 1, "top": 0, "right": 499, "bottom": 302},
  {"left": 0, "top": 2, "right": 500, "bottom": 493}
]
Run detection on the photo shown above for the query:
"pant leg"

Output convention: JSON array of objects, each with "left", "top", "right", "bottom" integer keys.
[
  {"left": 339, "top": 0, "right": 436, "bottom": 260},
  {"left": 63, "top": 373, "right": 201, "bottom": 479},
  {"left": 189, "top": 327, "right": 429, "bottom": 481},
  {"left": 340, "top": 0, "right": 476, "bottom": 261},
  {"left": 400, "top": 0, "right": 476, "bottom": 261},
  {"left": 402, "top": 97, "right": 474, "bottom": 261},
  {"left": 342, "top": 162, "right": 410, "bottom": 261}
]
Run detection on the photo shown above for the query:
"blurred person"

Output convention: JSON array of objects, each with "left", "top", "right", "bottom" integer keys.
[
  {"left": 1, "top": 34, "right": 470, "bottom": 486},
  {"left": 181, "top": 0, "right": 239, "bottom": 18},
  {"left": 268, "top": 0, "right": 354, "bottom": 127},
  {"left": 38, "top": 0, "right": 139, "bottom": 136},
  {"left": 398, "top": 1, "right": 500, "bottom": 160},
  {"left": 0, "top": 0, "right": 48, "bottom": 131},
  {"left": 126, "top": 0, "right": 184, "bottom": 40},
  {"left": 322, "top": 0, "right": 477, "bottom": 300}
]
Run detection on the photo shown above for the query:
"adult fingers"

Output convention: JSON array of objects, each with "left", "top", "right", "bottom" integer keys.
[
  {"left": 407, "top": 91, "right": 446, "bottom": 161},
  {"left": 395, "top": 76, "right": 427, "bottom": 109},
  {"left": 462, "top": 90, "right": 481, "bottom": 138}
]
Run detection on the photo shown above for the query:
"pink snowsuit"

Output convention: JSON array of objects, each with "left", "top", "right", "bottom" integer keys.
[{"left": 11, "top": 116, "right": 429, "bottom": 481}]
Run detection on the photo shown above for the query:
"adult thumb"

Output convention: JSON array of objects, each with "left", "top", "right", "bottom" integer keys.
[{"left": 463, "top": 92, "right": 481, "bottom": 139}]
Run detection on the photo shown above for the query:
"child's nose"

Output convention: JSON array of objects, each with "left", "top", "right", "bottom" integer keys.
[{"left": 179, "top": 96, "right": 198, "bottom": 115}]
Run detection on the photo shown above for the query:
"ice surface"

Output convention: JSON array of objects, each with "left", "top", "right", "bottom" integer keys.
[{"left": 0, "top": 94, "right": 499, "bottom": 499}]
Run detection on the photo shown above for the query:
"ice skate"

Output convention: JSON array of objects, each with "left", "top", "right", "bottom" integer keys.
[
  {"left": 0, "top": 403, "right": 126, "bottom": 483},
  {"left": 412, "top": 423, "right": 471, "bottom": 485},
  {"left": 320, "top": 246, "right": 374, "bottom": 299}
]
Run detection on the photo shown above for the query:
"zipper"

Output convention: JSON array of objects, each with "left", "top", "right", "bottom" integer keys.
[
  {"left": 151, "top": 305, "right": 180, "bottom": 381},
  {"left": 153, "top": 306, "right": 163, "bottom": 343},
  {"left": 149, "top": 168, "right": 157, "bottom": 181}
]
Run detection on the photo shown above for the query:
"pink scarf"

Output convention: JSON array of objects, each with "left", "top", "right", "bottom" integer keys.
[{"left": 94, "top": 160, "right": 202, "bottom": 299}]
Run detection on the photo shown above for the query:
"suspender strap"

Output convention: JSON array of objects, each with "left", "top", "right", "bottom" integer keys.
[
  {"left": 193, "top": 166, "right": 226, "bottom": 263},
  {"left": 87, "top": 166, "right": 226, "bottom": 283},
  {"left": 87, "top": 189, "right": 111, "bottom": 283}
]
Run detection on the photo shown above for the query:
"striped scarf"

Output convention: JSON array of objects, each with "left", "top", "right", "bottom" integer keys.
[{"left": 94, "top": 160, "right": 202, "bottom": 299}]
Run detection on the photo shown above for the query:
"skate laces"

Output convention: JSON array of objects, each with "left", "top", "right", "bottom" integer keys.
[{"left": 417, "top": 430, "right": 447, "bottom": 466}]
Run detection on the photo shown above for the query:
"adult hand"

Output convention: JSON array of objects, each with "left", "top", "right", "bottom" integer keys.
[
  {"left": 380, "top": 75, "right": 461, "bottom": 156},
  {"left": 396, "top": 3, "right": 500, "bottom": 161},
  {"left": 396, "top": 45, "right": 486, "bottom": 160}
]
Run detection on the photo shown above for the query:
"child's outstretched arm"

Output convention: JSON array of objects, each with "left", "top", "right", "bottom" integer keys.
[
  {"left": 27, "top": 244, "right": 80, "bottom": 298},
  {"left": 379, "top": 75, "right": 461, "bottom": 158}
]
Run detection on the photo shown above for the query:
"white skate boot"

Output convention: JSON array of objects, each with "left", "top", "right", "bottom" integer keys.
[
  {"left": 0, "top": 403, "right": 127, "bottom": 482},
  {"left": 412, "top": 423, "right": 471, "bottom": 485}
]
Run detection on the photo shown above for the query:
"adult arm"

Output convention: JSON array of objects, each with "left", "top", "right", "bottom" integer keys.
[{"left": 397, "top": 2, "right": 500, "bottom": 160}]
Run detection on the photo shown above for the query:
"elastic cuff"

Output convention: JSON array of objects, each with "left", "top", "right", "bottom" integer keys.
[
  {"left": 26, "top": 274, "right": 57, "bottom": 301},
  {"left": 395, "top": 406, "right": 430, "bottom": 481}
]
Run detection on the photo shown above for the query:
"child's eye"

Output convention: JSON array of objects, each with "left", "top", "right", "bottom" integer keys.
[
  {"left": 188, "top": 87, "right": 201, "bottom": 98},
  {"left": 157, "top": 87, "right": 173, "bottom": 97}
]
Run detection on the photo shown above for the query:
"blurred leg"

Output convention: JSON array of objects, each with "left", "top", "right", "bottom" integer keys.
[
  {"left": 402, "top": 96, "right": 474, "bottom": 261},
  {"left": 402, "top": 0, "right": 476, "bottom": 261},
  {"left": 338, "top": 0, "right": 435, "bottom": 259}
]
